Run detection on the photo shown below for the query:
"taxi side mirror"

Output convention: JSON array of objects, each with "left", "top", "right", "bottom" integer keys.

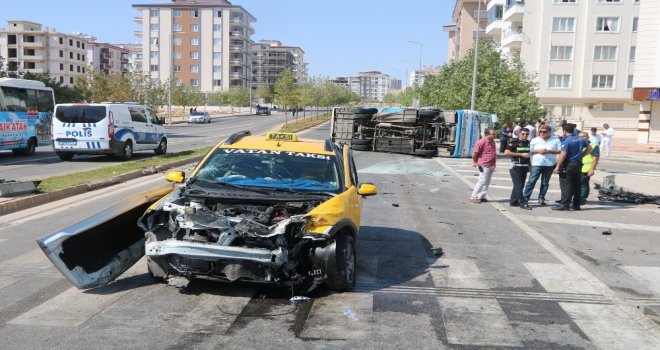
[
  {"left": 165, "top": 171, "right": 185, "bottom": 183},
  {"left": 357, "top": 183, "right": 378, "bottom": 196}
]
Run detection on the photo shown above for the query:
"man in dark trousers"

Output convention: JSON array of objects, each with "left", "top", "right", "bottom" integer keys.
[
  {"left": 504, "top": 127, "right": 531, "bottom": 209},
  {"left": 553, "top": 123, "right": 591, "bottom": 211}
]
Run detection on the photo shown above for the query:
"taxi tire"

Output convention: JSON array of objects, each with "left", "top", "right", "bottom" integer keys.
[{"left": 327, "top": 233, "right": 356, "bottom": 291}]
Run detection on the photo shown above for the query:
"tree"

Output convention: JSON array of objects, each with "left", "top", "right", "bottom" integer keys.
[
  {"left": 255, "top": 84, "right": 273, "bottom": 103},
  {"left": 273, "top": 69, "right": 299, "bottom": 123},
  {"left": 172, "top": 81, "right": 205, "bottom": 113},
  {"left": 226, "top": 87, "right": 250, "bottom": 107},
  {"left": 421, "top": 41, "right": 545, "bottom": 124}
]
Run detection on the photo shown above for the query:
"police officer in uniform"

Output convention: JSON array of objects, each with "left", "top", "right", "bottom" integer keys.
[
  {"left": 553, "top": 124, "right": 591, "bottom": 211},
  {"left": 505, "top": 127, "right": 532, "bottom": 209}
]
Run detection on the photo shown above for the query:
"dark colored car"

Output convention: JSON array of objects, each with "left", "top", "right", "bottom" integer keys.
[{"left": 255, "top": 106, "right": 271, "bottom": 115}]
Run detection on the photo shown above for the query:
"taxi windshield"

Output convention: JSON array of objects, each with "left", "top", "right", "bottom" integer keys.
[{"left": 194, "top": 148, "right": 341, "bottom": 193}]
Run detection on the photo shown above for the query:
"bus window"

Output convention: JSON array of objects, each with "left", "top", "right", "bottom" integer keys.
[
  {"left": 25, "top": 89, "right": 39, "bottom": 109},
  {"left": 38, "top": 90, "right": 54, "bottom": 112},
  {"left": 1, "top": 86, "right": 27, "bottom": 112}
]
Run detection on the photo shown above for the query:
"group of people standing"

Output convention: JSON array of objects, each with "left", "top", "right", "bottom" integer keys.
[{"left": 471, "top": 119, "right": 611, "bottom": 211}]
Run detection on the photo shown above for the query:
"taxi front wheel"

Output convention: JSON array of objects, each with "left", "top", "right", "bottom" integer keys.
[{"left": 326, "top": 233, "right": 356, "bottom": 291}]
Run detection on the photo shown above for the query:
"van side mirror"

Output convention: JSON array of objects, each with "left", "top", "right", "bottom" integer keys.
[{"left": 158, "top": 117, "right": 165, "bottom": 125}]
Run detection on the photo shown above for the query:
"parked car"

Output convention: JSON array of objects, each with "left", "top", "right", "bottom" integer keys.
[
  {"left": 188, "top": 111, "right": 211, "bottom": 123},
  {"left": 255, "top": 106, "right": 271, "bottom": 115},
  {"left": 52, "top": 102, "right": 167, "bottom": 161},
  {"left": 37, "top": 131, "right": 378, "bottom": 292}
]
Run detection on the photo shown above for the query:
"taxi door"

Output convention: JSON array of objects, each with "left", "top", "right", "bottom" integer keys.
[{"left": 343, "top": 145, "right": 362, "bottom": 228}]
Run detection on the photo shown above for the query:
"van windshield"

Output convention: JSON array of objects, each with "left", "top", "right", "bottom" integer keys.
[{"left": 55, "top": 105, "right": 107, "bottom": 123}]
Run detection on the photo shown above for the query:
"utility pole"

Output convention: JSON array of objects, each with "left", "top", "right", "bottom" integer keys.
[{"left": 470, "top": 0, "right": 483, "bottom": 111}]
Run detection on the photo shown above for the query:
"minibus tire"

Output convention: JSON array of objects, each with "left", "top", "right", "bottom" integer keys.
[{"left": 57, "top": 153, "right": 74, "bottom": 161}]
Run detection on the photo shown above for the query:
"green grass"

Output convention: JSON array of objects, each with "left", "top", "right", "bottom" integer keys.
[
  {"left": 37, "top": 147, "right": 212, "bottom": 193},
  {"left": 279, "top": 113, "right": 330, "bottom": 133}
]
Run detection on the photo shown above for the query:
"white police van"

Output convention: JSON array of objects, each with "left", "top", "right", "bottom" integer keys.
[{"left": 52, "top": 103, "right": 167, "bottom": 161}]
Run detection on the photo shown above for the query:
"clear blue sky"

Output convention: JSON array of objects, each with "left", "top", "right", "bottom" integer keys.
[{"left": 2, "top": 0, "right": 453, "bottom": 80}]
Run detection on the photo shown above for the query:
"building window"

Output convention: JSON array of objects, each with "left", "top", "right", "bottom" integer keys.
[
  {"left": 150, "top": 51, "right": 158, "bottom": 58},
  {"left": 77, "top": 53, "right": 80, "bottom": 60},
  {"left": 150, "top": 37, "right": 159, "bottom": 45},
  {"left": 190, "top": 51, "right": 199, "bottom": 59},
  {"left": 548, "top": 74, "right": 571, "bottom": 88},
  {"left": 552, "top": 17, "right": 575, "bottom": 32},
  {"left": 59, "top": 63, "right": 64, "bottom": 71},
  {"left": 173, "top": 37, "right": 181, "bottom": 45},
  {"left": 81, "top": 43, "right": 85, "bottom": 50},
  {"left": 76, "top": 41, "right": 80, "bottom": 48},
  {"left": 190, "top": 79, "right": 199, "bottom": 86},
  {"left": 173, "top": 65, "right": 181, "bottom": 72},
  {"left": 213, "top": 79, "right": 222, "bottom": 86},
  {"left": 191, "top": 10, "right": 199, "bottom": 18},
  {"left": 172, "top": 24, "right": 182, "bottom": 32},
  {"left": 632, "top": 17, "right": 638, "bottom": 32},
  {"left": 59, "top": 37, "right": 63, "bottom": 45},
  {"left": 82, "top": 67, "right": 85, "bottom": 73},
  {"left": 213, "top": 24, "right": 222, "bottom": 32},
  {"left": 213, "top": 52, "right": 221, "bottom": 59},
  {"left": 77, "top": 66, "right": 81, "bottom": 73},
  {"left": 550, "top": 46, "right": 573, "bottom": 60},
  {"left": 82, "top": 54, "right": 85, "bottom": 62},
  {"left": 213, "top": 38, "right": 222, "bottom": 46},
  {"left": 593, "top": 46, "right": 617, "bottom": 60},
  {"left": 487, "top": 5, "right": 503, "bottom": 23},
  {"left": 553, "top": 0, "right": 576, "bottom": 3},
  {"left": 191, "top": 38, "right": 199, "bottom": 46},
  {"left": 596, "top": 17, "right": 620, "bottom": 32},
  {"left": 190, "top": 65, "right": 199, "bottom": 73},
  {"left": 191, "top": 24, "right": 199, "bottom": 32},
  {"left": 150, "top": 64, "right": 159, "bottom": 72},
  {"left": 70, "top": 77, "right": 74, "bottom": 84},
  {"left": 173, "top": 10, "right": 182, "bottom": 17},
  {"left": 597, "top": 0, "right": 621, "bottom": 3},
  {"left": 627, "top": 75, "right": 634, "bottom": 89},
  {"left": 215, "top": 10, "right": 222, "bottom": 17},
  {"left": 213, "top": 65, "right": 221, "bottom": 73},
  {"left": 69, "top": 39, "right": 73, "bottom": 46},
  {"left": 150, "top": 24, "right": 159, "bottom": 31},
  {"left": 69, "top": 52, "right": 73, "bottom": 59},
  {"left": 59, "top": 76, "right": 64, "bottom": 83},
  {"left": 630, "top": 46, "right": 636, "bottom": 61},
  {"left": 150, "top": 9, "right": 158, "bottom": 17},
  {"left": 70, "top": 64, "right": 74, "bottom": 71},
  {"left": 602, "top": 103, "right": 624, "bottom": 111},
  {"left": 175, "top": 51, "right": 181, "bottom": 59},
  {"left": 59, "top": 50, "right": 63, "bottom": 57},
  {"left": 560, "top": 106, "right": 573, "bottom": 117},
  {"left": 592, "top": 75, "right": 614, "bottom": 89}
]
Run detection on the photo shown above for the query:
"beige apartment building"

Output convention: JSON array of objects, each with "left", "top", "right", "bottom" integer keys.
[
  {"left": 350, "top": 71, "right": 391, "bottom": 102},
  {"left": 0, "top": 20, "right": 91, "bottom": 86},
  {"left": 448, "top": 0, "right": 651, "bottom": 142},
  {"left": 132, "top": 0, "right": 255, "bottom": 92},
  {"left": 250, "top": 39, "right": 307, "bottom": 91},
  {"left": 85, "top": 40, "right": 130, "bottom": 76},
  {"left": 443, "top": 0, "right": 488, "bottom": 62}
]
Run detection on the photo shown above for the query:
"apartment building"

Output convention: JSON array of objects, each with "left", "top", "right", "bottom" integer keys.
[
  {"left": 250, "top": 39, "right": 307, "bottom": 91},
  {"left": 331, "top": 76, "right": 350, "bottom": 89},
  {"left": 449, "top": 0, "right": 647, "bottom": 141},
  {"left": 350, "top": 71, "right": 391, "bottom": 102},
  {"left": 117, "top": 44, "right": 144, "bottom": 72},
  {"left": 409, "top": 66, "right": 441, "bottom": 87},
  {"left": 443, "top": 0, "right": 488, "bottom": 62},
  {"left": 132, "top": 0, "right": 255, "bottom": 92},
  {"left": 0, "top": 20, "right": 91, "bottom": 86},
  {"left": 86, "top": 41, "right": 130, "bottom": 76}
]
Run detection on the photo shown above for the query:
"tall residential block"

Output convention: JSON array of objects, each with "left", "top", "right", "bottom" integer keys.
[
  {"left": 250, "top": 39, "right": 307, "bottom": 91},
  {"left": 350, "top": 71, "right": 391, "bottom": 102},
  {"left": 444, "top": 0, "right": 488, "bottom": 62},
  {"left": 85, "top": 40, "right": 130, "bottom": 76},
  {"left": 132, "top": 0, "right": 255, "bottom": 92},
  {"left": 0, "top": 20, "right": 91, "bottom": 86}
]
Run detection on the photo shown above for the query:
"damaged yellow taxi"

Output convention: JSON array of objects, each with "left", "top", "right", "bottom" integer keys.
[{"left": 37, "top": 131, "right": 377, "bottom": 292}]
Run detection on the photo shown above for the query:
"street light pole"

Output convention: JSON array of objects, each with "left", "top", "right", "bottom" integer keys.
[
  {"left": 406, "top": 40, "right": 423, "bottom": 86},
  {"left": 167, "top": 31, "right": 184, "bottom": 125},
  {"left": 470, "top": 0, "right": 483, "bottom": 111}
]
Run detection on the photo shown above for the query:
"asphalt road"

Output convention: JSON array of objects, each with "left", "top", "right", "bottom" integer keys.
[
  {"left": 0, "top": 112, "right": 289, "bottom": 182},
  {"left": 1, "top": 122, "right": 660, "bottom": 349}
]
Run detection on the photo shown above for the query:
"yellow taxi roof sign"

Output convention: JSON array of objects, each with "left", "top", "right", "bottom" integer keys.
[{"left": 266, "top": 132, "right": 298, "bottom": 142}]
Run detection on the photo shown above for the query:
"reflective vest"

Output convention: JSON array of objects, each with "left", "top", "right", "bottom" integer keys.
[{"left": 582, "top": 142, "right": 598, "bottom": 173}]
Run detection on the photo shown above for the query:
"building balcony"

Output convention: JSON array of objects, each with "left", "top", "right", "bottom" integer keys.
[
  {"left": 229, "top": 45, "right": 246, "bottom": 53},
  {"left": 472, "top": 30, "right": 486, "bottom": 39},
  {"left": 230, "top": 71, "right": 245, "bottom": 78},
  {"left": 486, "top": 19, "right": 503, "bottom": 36},
  {"left": 24, "top": 55, "right": 47, "bottom": 61},
  {"left": 503, "top": 0, "right": 524, "bottom": 22},
  {"left": 134, "top": 31, "right": 143, "bottom": 38},
  {"left": 102, "top": 52, "right": 112, "bottom": 59},
  {"left": 24, "top": 68, "right": 46, "bottom": 74},
  {"left": 229, "top": 31, "right": 245, "bottom": 39},
  {"left": 102, "top": 63, "right": 112, "bottom": 69},
  {"left": 134, "top": 17, "right": 142, "bottom": 24},
  {"left": 473, "top": 10, "right": 488, "bottom": 21},
  {"left": 502, "top": 28, "right": 523, "bottom": 48},
  {"left": 230, "top": 59, "right": 247, "bottom": 66},
  {"left": 20, "top": 41, "right": 45, "bottom": 47}
]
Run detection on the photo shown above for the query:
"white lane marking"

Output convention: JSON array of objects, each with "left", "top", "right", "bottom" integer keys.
[
  {"left": 628, "top": 172, "right": 660, "bottom": 178},
  {"left": 525, "top": 263, "right": 600, "bottom": 295},
  {"left": 9, "top": 286, "right": 130, "bottom": 327},
  {"left": 429, "top": 258, "right": 487, "bottom": 289},
  {"left": 0, "top": 276, "right": 18, "bottom": 290},
  {"left": 301, "top": 293, "right": 373, "bottom": 340},
  {"left": 560, "top": 303, "right": 660, "bottom": 350},
  {"left": 0, "top": 174, "right": 167, "bottom": 226},
  {"left": 524, "top": 215, "right": 660, "bottom": 233},
  {"left": 439, "top": 297, "right": 523, "bottom": 347},
  {"left": 435, "top": 157, "right": 660, "bottom": 336},
  {"left": 619, "top": 266, "right": 660, "bottom": 295},
  {"left": 430, "top": 259, "right": 522, "bottom": 347}
]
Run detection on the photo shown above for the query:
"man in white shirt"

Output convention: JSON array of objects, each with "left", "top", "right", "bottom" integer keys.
[
  {"left": 525, "top": 121, "right": 536, "bottom": 139},
  {"left": 512, "top": 121, "right": 522, "bottom": 140},
  {"left": 522, "top": 124, "right": 562, "bottom": 205},
  {"left": 600, "top": 123, "right": 615, "bottom": 158},
  {"left": 590, "top": 127, "right": 602, "bottom": 145}
]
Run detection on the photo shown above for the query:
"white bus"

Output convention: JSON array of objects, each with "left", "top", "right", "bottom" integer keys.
[{"left": 0, "top": 78, "right": 55, "bottom": 155}]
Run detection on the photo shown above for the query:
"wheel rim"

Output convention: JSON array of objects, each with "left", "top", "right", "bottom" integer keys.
[
  {"left": 343, "top": 242, "right": 355, "bottom": 283},
  {"left": 160, "top": 140, "right": 167, "bottom": 153},
  {"left": 125, "top": 144, "right": 132, "bottom": 158}
]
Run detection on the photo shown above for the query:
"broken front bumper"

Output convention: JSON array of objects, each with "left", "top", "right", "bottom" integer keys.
[{"left": 145, "top": 241, "right": 287, "bottom": 267}]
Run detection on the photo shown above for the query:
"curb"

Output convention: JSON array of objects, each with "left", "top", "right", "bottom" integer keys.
[{"left": 0, "top": 155, "right": 205, "bottom": 217}]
